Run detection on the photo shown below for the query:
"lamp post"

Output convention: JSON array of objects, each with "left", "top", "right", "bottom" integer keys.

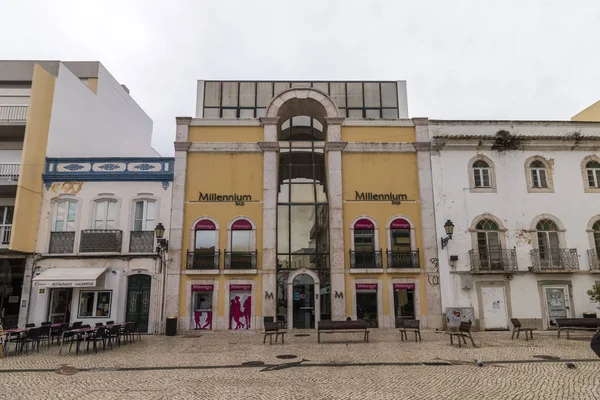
[
  {"left": 155, "top": 223, "right": 169, "bottom": 334},
  {"left": 441, "top": 220, "right": 455, "bottom": 249}
]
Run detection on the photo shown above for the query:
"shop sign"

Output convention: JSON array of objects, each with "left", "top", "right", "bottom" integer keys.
[
  {"left": 33, "top": 280, "right": 96, "bottom": 288},
  {"left": 356, "top": 283, "right": 378, "bottom": 291},
  {"left": 198, "top": 192, "right": 252, "bottom": 202},
  {"left": 192, "top": 284, "right": 214, "bottom": 291},
  {"left": 354, "top": 218, "right": 374, "bottom": 230},
  {"left": 353, "top": 191, "right": 408, "bottom": 203},
  {"left": 195, "top": 219, "right": 216, "bottom": 230},
  {"left": 393, "top": 283, "right": 415, "bottom": 290},
  {"left": 230, "top": 284, "right": 252, "bottom": 291},
  {"left": 231, "top": 220, "right": 253, "bottom": 230},
  {"left": 293, "top": 292, "right": 300, "bottom": 301},
  {"left": 390, "top": 218, "right": 411, "bottom": 229}
]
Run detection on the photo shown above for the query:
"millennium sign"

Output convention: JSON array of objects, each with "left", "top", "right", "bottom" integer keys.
[
  {"left": 197, "top": 192, "right": 252, "bottom": 206},
  {"left": 354, "top": 191, "right": 408, "bottom": 203}
]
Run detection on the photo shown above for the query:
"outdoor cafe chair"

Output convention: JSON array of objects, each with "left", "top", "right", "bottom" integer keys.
[
  {"left": 38, "top": 325, "right": 52, "bottom": 348},
  {"left": 86, "top": 327, "right": 107, "bottom": 353},
  {"left": 25, "top": 323, "right": 35, "bottom": 328},
  {"left": 95, "top": 322, "right": 104, "bottom": 328},
  {"left": 68, "top": 325, "right": 91, "bottom": 354},
  {"left": 14, "top": 327, "right": 42, "bottom": 355},
  {"left": 71, "top": 321, "right": 83, "bottom": 329},
  {"left": 132, "top": 321, "right": 142, "bottom": 341},
  {"left": 41, "top": 321, "right": 52, "bottom": 327},
  {"left": 51, "top": 323, "right": 70, "bottom": 345},
  {"left": 106, "top": 325, "right": 121, "bottom": 349},
  {"left": 106, "top": 321, "right": 115, "bottom": 325}
]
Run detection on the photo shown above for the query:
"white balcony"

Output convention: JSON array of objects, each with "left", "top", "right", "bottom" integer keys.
[{"left": 0, "top": 164, "right": 19, "bottom": 183}]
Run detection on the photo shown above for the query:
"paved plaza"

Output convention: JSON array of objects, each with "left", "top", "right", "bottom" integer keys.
[{"left": 1, "top": 329, "right": 600, "bottom": 399}]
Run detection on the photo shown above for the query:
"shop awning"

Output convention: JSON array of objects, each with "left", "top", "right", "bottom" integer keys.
[{"left": 32, "top": 267, "right": 108, "bottom": 288}]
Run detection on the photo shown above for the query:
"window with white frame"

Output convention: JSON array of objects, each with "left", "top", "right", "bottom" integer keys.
[
  {"left": 536, "top": 219, "right": 560, "bottom": 263},
  {"left": 0, "top": 206, "right": 13, "bottom": 245},
  {"left": 78, "top": 290, "right": 112, "bottom": 318},
  {"left": 472, "top": 160, "right": 491, "bottom": 188},
  {"left": 93, "top": 200, "right": 117, "bottom": 229},
  {"left": 586, "top": 161, "right": 600, "bottom": 188},
  {"left": 133, "top": 200, "right": 156, "bottom": 231},
  {"left": 53, "top": 201, "right": 77, "bottom": 232},
  {"left": 530, "top": 160, "right": 548, "bottom": 188},
  {"left": 593, "top": 220, "right": 600, "bottom": 254}
]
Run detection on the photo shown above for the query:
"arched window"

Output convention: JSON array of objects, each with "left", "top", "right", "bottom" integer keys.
[
  {"left": 472, "top": 160, "right": 491, "bottom": 188},
  {"left": 190, "top": 219, "right": 219, "bottom": 270},
  {"left": 592, "top": 220, "right": 600, "bottom": 254},
  {"left": 388, "top": 218, "right": 417, "bottom": 268},
  {"left": 93, "top": 199, "right": 118, "bottom": 229},
  {"left": 586, "top": 160, "right": 600, "bottom": 188},
  {"left": 529, "top": 160, "right": 548, "bottom": 188},
  {"left": 226, "top": 218, "right": 256, "bottom": 270},
  {"left": 536, "top": 219, "right": 560, "bottom": 266},
  {"left": 351, "top": 218, "right": 380, "bottom": 268},
  {"left": 475, "top": 219, "right": 502, "bottom": 270}
]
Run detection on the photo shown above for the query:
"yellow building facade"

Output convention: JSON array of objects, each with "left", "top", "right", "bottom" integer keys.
[{"left": 168, "top": 82, "right": 443, "bottom": 331}]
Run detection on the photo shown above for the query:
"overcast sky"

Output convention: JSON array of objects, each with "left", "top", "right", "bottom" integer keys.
[{"left": 2, "top": 0, "right": 600, "bottom": 155}]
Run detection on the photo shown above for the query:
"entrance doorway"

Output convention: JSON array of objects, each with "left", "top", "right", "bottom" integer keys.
[
  {"left": 292, "top": 274, "right": 315, "bottom": 329},
  {"left": 48, "top": 289, "right": 72, "bottom": 324},
  {"left": 0, "top": 259, "right": 24, "bottom": 329},
  {"left": 356, "top": 284, "right": 378, "bottom": 327},
  {"left": 543, "top": 285, "right": 571, "bottom": 327},
  {"left": 393, "top": 283, "right": 415, "bottom": 327},
  {"left": 126, "top": 274, "right": 151, "bottom": 333},
  {"left": 481, "top": 286, "right": 509, "bottom": 330}
]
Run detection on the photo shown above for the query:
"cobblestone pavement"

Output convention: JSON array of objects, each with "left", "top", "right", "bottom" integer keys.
[{"left": 1, "top": 329, "right": 600, "bottom": 399}]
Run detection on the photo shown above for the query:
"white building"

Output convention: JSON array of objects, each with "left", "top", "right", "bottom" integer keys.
[{"left": 428, "top": 119, "right": 600, "bottom": 330}]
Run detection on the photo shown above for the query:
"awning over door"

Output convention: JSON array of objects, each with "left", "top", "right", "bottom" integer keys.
[{"left": 32, "top": 267, "right": 108, "bottom": 288}]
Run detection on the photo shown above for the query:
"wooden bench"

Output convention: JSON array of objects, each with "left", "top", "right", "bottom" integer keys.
[
  {"left": 556, "top": 318, "right": 600, "bottom": 339},
  {"left": 317, "top": 320, "right": 370, "bottom": 343},
  {"left": 444, "top": 321, "right": 476, "bottom": 348},
  {"left": 511, "top": 318, "right": 535, "bottom": 340},
  {"left": 398, "top": 319, "right": 421, "bottom": 342},
  {"left": 263, "top": 322, "right": 286, "bottom": 344}
]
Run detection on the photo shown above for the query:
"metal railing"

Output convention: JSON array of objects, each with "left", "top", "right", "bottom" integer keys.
[
  {"left": 0, "top": 225, "right": 11, "bottom": 246},
  {"left": 0, "top": 105, "right": 28, "bottom": 121},
  {"left": 349, "top": 250, "right": 382, "bottom": 268},
  {"left": 588, "top": 249, "right": 600, "bottom": 271},
  {"left": 386, "top": 250, "right": 420, "bottom": 269},
  {"left": 225, "top": 251, "right": 257, "bottom": 269},
  {"left": 469, "top": 248, "right": 518, "bottom": 272},
  {"left": 129, "top": 231, "right": 154, "bottom": 253},
  {"left": 187, "top": 251, "right": 220, "bottom": 270},
  {"left": 49, "top": 231, "right": 75, "bottom": 254},
  {"left": 0, "top": 164, "right": 19, "bottom": 181},
  {"left": 79, "top": 229, "right": 123, "bottom": 253},
  {"left": 530, "top": 248, "right": 579, "bottom": 271}
]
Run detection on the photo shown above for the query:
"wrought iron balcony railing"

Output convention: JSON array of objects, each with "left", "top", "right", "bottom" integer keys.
[
  {"left": 79, "top": 229, "right": 123, "bottom": 253},
  {"left": 187, "top": 251, "right": 220, "bottom": 270},
  {"left": 0, "top": 225, "right": 11, "bottom": 247},
  {"left": 350, "top": 250, "right": 382, "bottom": 269},
  {"left": 386, "top": 250, "right": 420, "bottom": 269},
  {"left": 225, "top": 251, "right": 257, "bottom": 269},
  {"left": 469, "top": 248, "right": 518, "bottom": 273},
  {"left": 588, "top": 249, "right": 600, "bottom": 271},
  {"left": 129, "top": 231, "right": 155, "bottom": 253},
  {"left": 530, "top": 248, "right": 579, "bottom": 271},
  {"left": 0, "top": 105, "right": 28, "bottom": 121},
  {"left": 49, "top": 231, "right": 75, "bottom": 254},
  {"left": 0, "top": 164, "right": 19, "bottom": 181}
]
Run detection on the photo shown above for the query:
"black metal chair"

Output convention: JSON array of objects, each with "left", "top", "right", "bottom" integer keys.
[
  {"left": 95, "top": 322, "right": 104, "bottom": 327},
  {"left": 86, "top": 327, "right": 107, "bottom": 353},
  {"left": 51, "top": 323, "right": 70, "bottom": 345},
  {"left": 106, "top": 320, "right": 115, "bottom": 325},
  {"left": 37, "top": 325, "right": 52, "bottom": 348},
  {"left": 68, "top": 325, "right": 91, "bottom": 354},
  {"left": 15, "top": 327, "right": 42, "bottom": 354},
  {"left": 41, "top": 321, "right": 52, "bottom": 326},
  {"left": 71, "top": 321, "right": 83, "bottom": 329},
  {"left": 25, "top": 323, "right": 35, "bottom": 328},
  {"left": 106, "top": 324, "right": 121, "bottom": 349}
]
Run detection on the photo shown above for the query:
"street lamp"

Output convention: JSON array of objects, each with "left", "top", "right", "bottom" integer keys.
[
  {"left": 155, "top": 223, "right": 168, "bottom": 252},
  {"left": 441, "top": 220, "right": 455, "bottom": 249}
]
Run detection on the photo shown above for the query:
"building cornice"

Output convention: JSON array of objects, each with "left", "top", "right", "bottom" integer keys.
[
  {"left": 189, "top": 118, "right": 262, "bottom": 127},
  {"left": 188, "top": 142, "right": 263, "bottom": 153},
  {"left": 342, "top": 119, "right": 414, "bottom": 127},
  {"left": 325, "top": 117, "right": 345, "bottom": 126},
  {"left": 175, "top": 117, "right": 192, "bottom": 126},
  {"left": 343, "top": 142, "right": 417, "bottom": 153},
  {"left": 432, "top": 137, "right": 600, "bottom": 151},
  {"left": 325, "top": 142, "right": 347, "bottom": 152},
  {"left": 259, "top": 117, "right": 280, "bottom": 126},
  {"left": 258, "top": 142, "right": 280, "bottom": 151},
  {"left": 174, "top": 142, "right": 191, "bottom": 151}
]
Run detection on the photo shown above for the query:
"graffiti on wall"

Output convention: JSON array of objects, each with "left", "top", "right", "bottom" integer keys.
[{"left": 427, "top": 258, "right": 440, "bottom": 287}]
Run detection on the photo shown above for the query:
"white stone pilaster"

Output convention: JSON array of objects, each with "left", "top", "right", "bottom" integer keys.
[{"left": 413, "top": 117, "right": 443, "bottom": 329}]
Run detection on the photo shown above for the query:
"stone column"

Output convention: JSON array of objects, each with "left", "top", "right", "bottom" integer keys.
[
  {"left": 325, "top": 118, "right": 347, "bottom": 321},
  {"left": 19, "top": 255, "right": 35, "bottom": 327},
  {"left": 259, "top": 117, "right": 279, "bottom": 325},
  {"left": 166, "top": 117, "right": 191, "bottom": 331},
  {"left": 413, "top": 117, "right": 443, "bottom": 329}
]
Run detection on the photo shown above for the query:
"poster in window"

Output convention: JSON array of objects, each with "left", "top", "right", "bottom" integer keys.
[{"left": 229, "top": 285, "right": 252, "bottom": 330}]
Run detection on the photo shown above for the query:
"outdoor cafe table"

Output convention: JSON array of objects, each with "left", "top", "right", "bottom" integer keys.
[{"left": 59, "top": 327, "right": 98, "bottom": 355}]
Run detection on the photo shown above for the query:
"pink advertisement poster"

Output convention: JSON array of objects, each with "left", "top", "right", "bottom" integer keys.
[
  {"left": 193, "top": 311, "right": 212, "bottom": 330},
  {"left": 229, "top": 285, "right": 252, "bottom": 330}
]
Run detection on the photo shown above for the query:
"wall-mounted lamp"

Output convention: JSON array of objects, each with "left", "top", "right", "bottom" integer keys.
[
  {"left": 155, "top": 223, "right": 169, "bottom": 253},
  {"left": 441, "top": 220, "right": 455, "bottom": 249}
]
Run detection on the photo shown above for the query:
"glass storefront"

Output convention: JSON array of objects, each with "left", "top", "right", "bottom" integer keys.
[
  {"left": 356, "top": 283, "right": 378, "bottom": 327},
  {"left": 192, "top": 284, "right": 214, "bottom": 330},
  {"left": 394, "top": 283, "right": 416, "bottom": 327},
  {"left": 0, "top": 259, "right": 25, "bottom": 329}
]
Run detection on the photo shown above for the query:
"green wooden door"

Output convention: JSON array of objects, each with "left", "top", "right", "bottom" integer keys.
[{"left": 126, "top": 274, "right": 151, "bottom": 333}]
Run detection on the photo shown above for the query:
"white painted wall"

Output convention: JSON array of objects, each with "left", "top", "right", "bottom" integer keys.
[
  {"left": 0, "top": 88, "right": 30, "bottom": 105},
  {"left": 46, "top": 63, "right": 157, "bottom": 157},
  {"left": 430, "top": 121, "right": 600, "bottom": 323},
  {"left": 0, "top": 150, "right": 22, "bottom": 163}
]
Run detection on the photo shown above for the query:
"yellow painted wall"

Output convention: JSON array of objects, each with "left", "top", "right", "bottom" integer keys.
[
  {"left": 341, "top": 151, "right": 427, "bottom": 317},
  {"left": 572, "top": 100, "right": 600, "bottom": 122},
  {"left": 11, "top": 65, "right": 56, "bottom": 253},
  {"left": 179, "top": 152, "right": 264, "bottom": 318},
  {"left": 189, "top": 126, "right": 263, "bottom": 143},
  {"left": 86, "top": 78, "right": 98, "bottom": 94},
  {"left": 342, "top": 126, "right": 415, "bottom": 142}
]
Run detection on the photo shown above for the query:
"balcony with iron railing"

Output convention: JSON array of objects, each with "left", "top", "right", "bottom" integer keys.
[
  {"left": 588, "top": 249, "right": 600, "bottom": 272},
  {"left": 469, "top": 248, "right": 518, "bottom": 273},
  {"left": 225, "top": 251, "right": 257, "bottom": 270},
  {"left": 129, "top": 231, "right": 155, "bottom": 253},
  {"left": 187, "top": 251, "right": 220, "bottom": 270},
  {"left": 0, "top": 105, "right": 28, "bottom": 122},
  {"left": 386, "top": 250, "right": 420, "bottom": 269},
  {"left": 0, "top": 164, "right": 19, "bottom": 182},
  {"left": 49, "top": 231, "right": 75, "bottom": 254},
  {"left": 0, "top": 224, "right": 11, "bottom": 248},
  {"left": 79, "top": 229, "right": 123, "bottom": 253},
  {"left": 350, "top": 250, "right": 382, "bottom": 269},
  {"left": 530, "top": 248, "right": 579, "bottom": 272}
]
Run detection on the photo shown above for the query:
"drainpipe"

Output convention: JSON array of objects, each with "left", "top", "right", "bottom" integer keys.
[{"left": 159, "top": 250, "right": 168, "bottom": 334}]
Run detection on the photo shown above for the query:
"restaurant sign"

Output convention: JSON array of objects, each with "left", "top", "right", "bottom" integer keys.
[{"left": 33, "top": 280, "right": 96, "bottom": 288}]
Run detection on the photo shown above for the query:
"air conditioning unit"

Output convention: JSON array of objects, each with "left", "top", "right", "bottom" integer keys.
[{"left": 460, "top": 275, "right": 473, "bottom": 290}]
